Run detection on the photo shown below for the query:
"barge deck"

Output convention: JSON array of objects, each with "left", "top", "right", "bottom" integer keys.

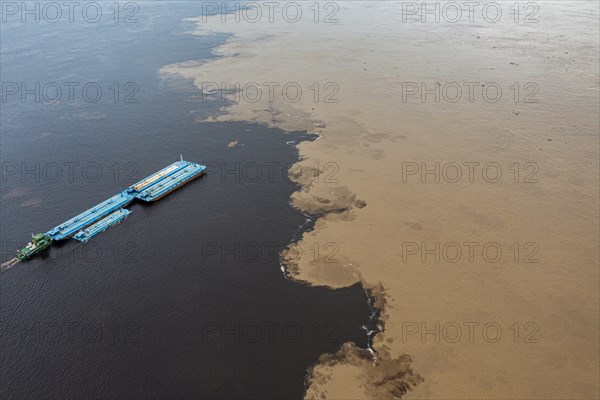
[{"left": 11, "top": 158, "right": 206, "bottom": 262}]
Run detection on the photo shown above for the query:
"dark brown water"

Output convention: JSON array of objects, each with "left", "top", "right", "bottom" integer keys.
[{"left": 0, "top": 3, "right": 374, "bottom": 398}]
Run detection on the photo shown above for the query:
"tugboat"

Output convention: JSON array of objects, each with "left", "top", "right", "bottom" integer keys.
[{"left": 16, "top": 234, "right": 53, "bottom": 261}]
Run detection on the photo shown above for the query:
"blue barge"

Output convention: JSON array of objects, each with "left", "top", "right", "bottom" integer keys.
[
  {"left": 14, "top": 159, "right": 206, "bottom": 260},
  {"left": 73, "top": 209, "right": 132, "bottom": 243},
  {"left": 46, "top": 192, "right": 134, "bottom": 240}
]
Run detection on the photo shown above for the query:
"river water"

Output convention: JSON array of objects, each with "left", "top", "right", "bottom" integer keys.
[{"left": 0, "top": 2, "right": 373, "bottom": 398}]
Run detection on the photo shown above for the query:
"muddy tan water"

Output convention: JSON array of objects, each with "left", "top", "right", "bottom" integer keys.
[{"left": 163, "top": 1, "right": 600, "bottom": 398}]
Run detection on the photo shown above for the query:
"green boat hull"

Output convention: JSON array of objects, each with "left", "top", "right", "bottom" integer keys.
[{"left": 16, "top": 234, "right": 53, "bottom": 261}]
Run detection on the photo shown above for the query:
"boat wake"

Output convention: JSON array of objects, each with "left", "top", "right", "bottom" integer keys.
[{"left": 1, "top": 258, "right": 20, "bottom": 273}]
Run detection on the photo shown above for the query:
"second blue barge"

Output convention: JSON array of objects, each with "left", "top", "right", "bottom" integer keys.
[{"left": 73, "top": 209, "right": 132, "bottom": 242}]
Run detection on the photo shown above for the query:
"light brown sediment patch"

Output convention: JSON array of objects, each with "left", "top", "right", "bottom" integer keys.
[
  {"left": 72, "top": 111, "right": 106, "bottom": 121},
  {"left": 306, "top": 285, "right": 425, "bottom": 399},
  {"left": 305, "top": 343, "right": 424, "bottom": 400},
  {"left": 163, "top": 2, "right": 599, "bottom": 398},
  {"left": 3, "top": 187, "right": 29, "bottom": 199},
  {"left": 19, "top": 198, "right": 42, "bottom": 208}
]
